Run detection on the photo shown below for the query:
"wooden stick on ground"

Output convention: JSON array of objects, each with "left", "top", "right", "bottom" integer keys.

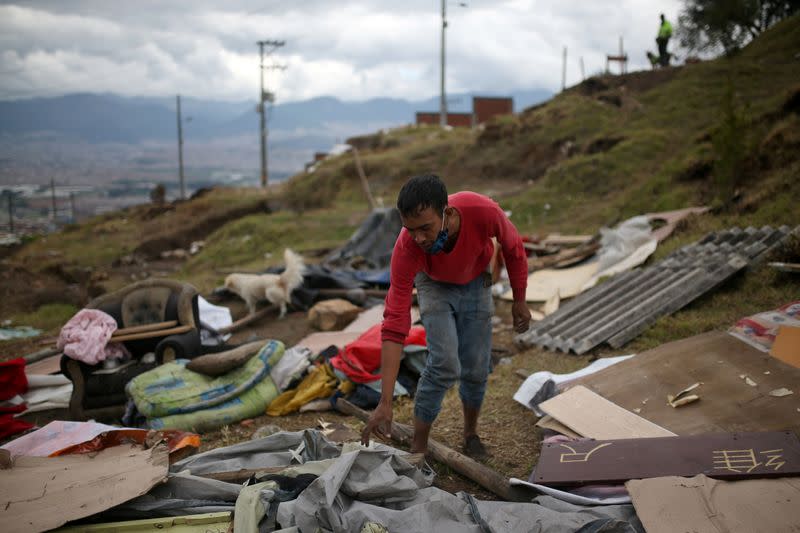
[
  {"left": 112, "top": 321, "right": 178, "bottom": 337},
  {"left": 218, "top": 304, "right": 278, "bottom": 335},
  {"left": 335, "top": 398, "right": 531, "bottom": 502}
]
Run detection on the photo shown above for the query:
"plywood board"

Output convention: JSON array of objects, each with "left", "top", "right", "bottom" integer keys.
[
  {"left": 574, "top": 331, "right": 800, "bottom": 435},
  {"left": 343, "top": 304, "right": 385, "bottom": 332},
  {"left": 535, "top": 415, "right": 581, "bottom": 438},
  {"left": 0, "top": 444, "right": 168, "bottom": 533},
  {"left": 538, "top": 385, "right": 676, "bottom": 439},
  {"left": 294, "top": 331, "right": 362, "bottom": 354},
  {"left": 534, "top": 430, "right": 800, "bottom": 486},
  {"left": 627, "top": 475, "right": 800, "bottom": 533},
  {"left": 25, "top": 354, "right": 62, "bottom": 375},
  {"left": 502, "top": 261, "right": 599, "bottom": 302},
  {"left": 771, "top": 325, "right": 800, "bottom": 368},
  {"left": 343, "top": 305, "right": 420, "bottom": 333}
]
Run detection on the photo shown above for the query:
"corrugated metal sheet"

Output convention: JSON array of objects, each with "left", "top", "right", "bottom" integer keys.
[{"left": 516, "top": 225, "right": 798, "bottom": 354}]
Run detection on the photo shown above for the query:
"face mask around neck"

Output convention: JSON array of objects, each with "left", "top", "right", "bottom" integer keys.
[{"left": 427, "top": 208, "right": 448, "bottom": 255}]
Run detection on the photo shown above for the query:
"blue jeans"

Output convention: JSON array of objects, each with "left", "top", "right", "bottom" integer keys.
[{"left": 414, "top": 271, "right": 494, "bottom": 424}]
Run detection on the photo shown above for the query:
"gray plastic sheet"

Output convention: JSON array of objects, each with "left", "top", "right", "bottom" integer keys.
[
  {"left": 171, "top": 430, "right": 342, "bottom": 476},
  {"left": 277, "top": 447, "right": 643, "bottom": 533}
]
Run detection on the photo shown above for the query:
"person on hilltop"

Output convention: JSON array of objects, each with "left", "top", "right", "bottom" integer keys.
[
  {"left": 656, "top": 13, "right": 673, "bottom": 67},
  {"left": 360, "top": 174, "right": 530, "bottom": 459}
]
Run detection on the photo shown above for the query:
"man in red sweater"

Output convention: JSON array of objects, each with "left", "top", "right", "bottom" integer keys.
[{"left": 361, "top": 174, "right": 530, "bottom": 457}]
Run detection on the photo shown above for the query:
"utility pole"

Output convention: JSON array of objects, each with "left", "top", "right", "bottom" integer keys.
[
  {"left": 257, "top": 40, "right": 285, "bottom": 188},
  {"left": 6, "top": 193, "right": 13, "bottom": 234},
  {"left": 69, "top": 192, "right": 76, "bottom": 223},
  {"left": 50, "top": 178, "right": 57, "bottom": 221},
  {"left": 561, "top": 46, "right": 567, "bottom": 91},
  {"left": 440, "top": 0, "right": 447, "bottom": 128},
  {"left": 580, "top": 56, "right": 585, "bottom": 81},
  {"left": 176, "top": 94, "right": 186, "bottom": 200}
]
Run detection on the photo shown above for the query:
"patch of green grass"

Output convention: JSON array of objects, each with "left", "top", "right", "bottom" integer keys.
[
  {"left": 10, "top": 303, "right": 78, "bottom": 332},
  {"left": 179, "top": 205, "right": 363, "bottom": 292}
]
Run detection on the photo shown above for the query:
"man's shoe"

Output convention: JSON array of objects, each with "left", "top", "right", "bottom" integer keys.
[{"left": 463, "top": 434, "right": 489, "bottom": 460}]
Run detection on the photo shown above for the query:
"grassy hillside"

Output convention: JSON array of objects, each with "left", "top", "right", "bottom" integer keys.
[{"left": 2, "top": 15, "right": 798, "bottom": 345}]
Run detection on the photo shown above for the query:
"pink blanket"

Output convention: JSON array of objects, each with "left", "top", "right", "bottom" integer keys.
[{"left": 58, "top": 309, "right": 129, "bottom": 365}]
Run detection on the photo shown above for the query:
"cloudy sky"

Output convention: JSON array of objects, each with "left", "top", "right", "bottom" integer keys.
[{"left": 0, "top": 0, "right": 681, "bottom": 103}]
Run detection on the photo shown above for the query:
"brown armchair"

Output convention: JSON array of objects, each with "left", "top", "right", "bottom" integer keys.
[{"left": 61, "top": 279, "right": 203, "bottom": 421}]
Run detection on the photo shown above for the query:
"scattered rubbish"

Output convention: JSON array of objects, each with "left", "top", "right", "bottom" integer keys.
[
  {"left": 627, "top": 475, "right": 800, "bottom": 533},
  {"left": 543, "top": 291, "right": 560, "bottom": 316},
  {"left": 127, "top": 340, "right": 285, "bottom": 432},
  {"left": 769, "top": 261, "right": 800, "bottom": 273},
  {"left": 770, "top": 325, "right": 800, "bottom": 368},
  {"left": 667, "top": 382, "right": 701, "bottom": 408},
  {"left": 308, "top": 298, "right": 362, "bottom": 331},
  {"left": 519, "top": 227, "right": 798, "bottom": 354},
  {"left": 0, "top": 444, "right": 168, "bottom": 533},
  {"left": 769, "top": 388, "right": 794, "bottom": 397},
  {"left": 743, "top": 376, "right": 758, "bottom": 387},
  {"left": 0, "top": 326, "right": 42, "bottom": 341},
  {"left": 538, "top": 385, "right": 675, "bottom": 439},
  {"left": 729, "top": 300, "right": 800, "bottom": 352},
  {"left": 534, "top": 431, "right": 800, "bottom": 486},
  {"left": 571, "top": 332, "right": 800, "bottom": 435},
  {"left": 251, "top": 424, "right": 283, "bottom": 440},
  {"left": 646, "top": 206, "right": 709, "bottom": 243},
  {"left": 514, "top": 355, "right": 634, "bottom": 415},
  {"left": 1, "top": 420, "right": 199, "bottom": 460}
]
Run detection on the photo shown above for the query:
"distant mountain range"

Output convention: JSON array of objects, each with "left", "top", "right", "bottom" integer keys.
[{"left": 0, "top": 89, "right": 552, "bottom": 146}]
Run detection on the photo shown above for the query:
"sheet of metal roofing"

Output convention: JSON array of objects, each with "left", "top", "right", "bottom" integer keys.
[{"left": 515, "top": 225, "right": 797, "bottom": 354}]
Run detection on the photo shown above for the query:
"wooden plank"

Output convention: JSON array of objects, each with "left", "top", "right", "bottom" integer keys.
[
  {"left": 294, "top": 331, "right": 362, "bottom": 354},
  {"left": 534, "top": 431, "right": 800, "bottom": 486},
  {"left": 110, "top": 324, "right": 193, "bottom": 342},
  {"left": 24, "top": 354, "right": 62, "bottom": 376},
  {"left": 343, "top": 304, "right": 385, "bottom": 333},
  {"left": 574, "top": 331, "right": 800, "bottom": 435},
  {"left": 218, "top": 304, "right": 278, "bottom": 334},
  {"left": 771, "top": 325, "right": 800, "bottom": 368},
  {"left": 0, "top": 444, "right": 168, "bottom": 533},
  {"left": 335, "top": 399, "right": 532, "bottom": 502},
  {"left": 112, "top": 320, "right": 178, "bottom": 336},
  {"left": 626, "top": 475, "right": 800, "bottom": 533},
  {"left": 535, "top": 415, "right": 581, "bottom": 438},
  {"left": 539, "top": 385, "right": 676, "bottom": 439}
]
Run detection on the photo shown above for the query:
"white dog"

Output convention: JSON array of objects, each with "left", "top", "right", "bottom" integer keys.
[{"left": 224, "top": 248, "right": 306, "bottom": 318}]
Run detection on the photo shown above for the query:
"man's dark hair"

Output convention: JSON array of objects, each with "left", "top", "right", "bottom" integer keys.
[{"left": 396, "top": 174, "right": 448, "bottom": 217}]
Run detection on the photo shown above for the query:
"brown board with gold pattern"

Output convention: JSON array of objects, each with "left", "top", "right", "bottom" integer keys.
[{"left": 534, "top": 431, "right": 800, "bottom": 486}]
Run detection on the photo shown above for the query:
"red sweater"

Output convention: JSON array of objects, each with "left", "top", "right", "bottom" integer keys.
[{"left": 381, "top": 191, "right": 528, "bottom": 343}]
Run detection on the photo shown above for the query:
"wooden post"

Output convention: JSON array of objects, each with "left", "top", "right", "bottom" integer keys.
[
  {"left": 352, "top": 147, "right": 377, "bottom": 211},
  {"left": 218, "top": 304, "right": 278, "bottom": 334},
  {"left": 335, "top": 398, "right": 532, "bottom": 502}
]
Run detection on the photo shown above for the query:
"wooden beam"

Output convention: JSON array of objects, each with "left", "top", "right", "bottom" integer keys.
[
  {"left": 110, "top": 325, "right": 193, "bottom": 342},
  {"left": 335, "top": 399, "right": 531, "bottom": 502},
  {"left": 217, "top": 304, "right": 278, "bottom": 334},
  {"left": 112, "top": 321, "right": 178, "bottom": 337}
]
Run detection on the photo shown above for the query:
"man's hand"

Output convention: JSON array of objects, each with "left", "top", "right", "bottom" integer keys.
[
  {"left": 511, "top": 300, "right": 532, "bottom": 333},
  {"left": 360, "top": 402, "right": 393, "bottom": 446}
]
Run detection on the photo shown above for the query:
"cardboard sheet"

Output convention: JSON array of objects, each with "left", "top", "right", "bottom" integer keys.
[
  {"left": 771, "top": 325, "right": 800, "bottom": 368},
  {"left": 538, "top": 385, "right": 676, "bottom": 439},
  {"left": 502, "top": 261, "right": 599, "bottom": 302},
  {"left": 0, "top": 444, "right": 168, "bottom": 533},
  {"left": 574, "top": 331, "right": 800, "bottom": 435},
  {"left": 25, "top": 354, "right": 62, "bottom": 375},
  {"left": 293, "top": 331, "right": 362, "bottom": 354},
  {"left": 535, "top": 431, "right": 800, "bottom": 486},
  {"left": 626, "top": 475, "right": 800, "bottom": 533}
]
